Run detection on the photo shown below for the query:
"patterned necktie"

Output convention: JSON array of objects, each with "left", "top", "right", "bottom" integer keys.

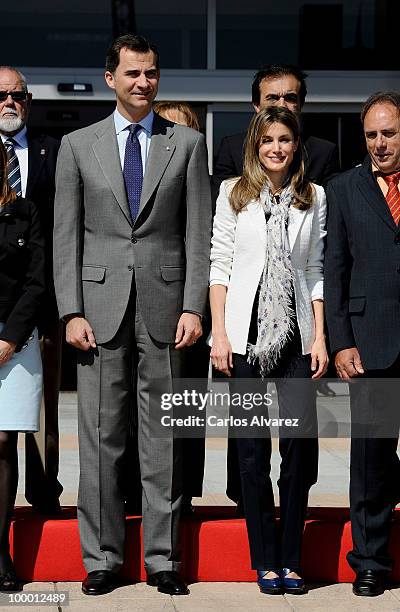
[
  {"left": 4, "top": 138, "right": 22, "bottom": 197},
  {"left": 123, "top": 124, "right": 143, "bottom": 222},
  {"left": 382, "top": 171, "right": 400, "bottom": 225}
]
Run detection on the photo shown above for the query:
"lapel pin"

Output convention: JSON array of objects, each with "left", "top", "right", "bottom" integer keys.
[{"left": 40, "top": 148, "right": 46, "bottom": 155}]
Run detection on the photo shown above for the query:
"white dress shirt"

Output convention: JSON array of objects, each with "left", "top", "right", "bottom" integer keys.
[
  {"left": 113, "top": 108, "right": 154, "bottom": 173},
  {"left": 1, "top": 126, "right": 28, "bottom": 197}
]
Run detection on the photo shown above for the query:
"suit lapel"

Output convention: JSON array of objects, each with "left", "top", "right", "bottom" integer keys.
[
  {"left": 138, "top": 114, "right": 175, "bottom": 217},
  {"left": 246, "top": 199, "right": 306, "bottom": 251},
  {"left": 357, "top": 157, "right": 397, "bottom": 232},
  {"left": 92, "top": 115, "right": 132, "bottom": 225},
  {"left": 246, "top": 200, "right": 267, "bottom": 246},
  {"left": 288, "top": 206, "right": 307, "bottom": 250},
  {"left": 26, "top": 134, "right": 47, "bottom": 198}
]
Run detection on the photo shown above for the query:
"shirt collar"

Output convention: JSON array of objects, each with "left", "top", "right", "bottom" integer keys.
[
  {"left": 371, "top": 161, "right": 380, "bottom": 179},
  {"left": 1, "top": 125, "right": 28, "bottom": 148},
  {"left": 371, "top": 160, "right": 400, "bottom": 178},
  {"left": 113, "top": 108, "right": 154, "bottom": 136}
]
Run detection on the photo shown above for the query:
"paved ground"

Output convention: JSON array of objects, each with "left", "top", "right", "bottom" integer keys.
[
  {"left": 2, "top": 582, "right": 400, "bottom": 611},
  {"left": 9, "top": 386, "right": 400, "bottom": 611}
]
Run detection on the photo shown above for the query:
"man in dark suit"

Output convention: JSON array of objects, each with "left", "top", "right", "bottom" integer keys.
[
  {"left": 213, "top": 63, "right": 340, "bottom": 507},
  {"left": 0, "top": 66, "right": 62, "bottom": 513},
  {"left": 213, "top": 64, "right": 340, "bottom": 200},
  {"left": 325, "top": 91, "right": 400, "bottom": 597}
]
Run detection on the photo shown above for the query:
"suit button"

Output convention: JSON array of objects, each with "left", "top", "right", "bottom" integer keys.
[
  {"left": 128, "top": 265, "right": 133, "bottom": 271},
  {"left": 131, "top": 236, "right": 137, "bottom": 243},
  {"left": 395, "top": 236, "right": 400, "bottom": 244}
]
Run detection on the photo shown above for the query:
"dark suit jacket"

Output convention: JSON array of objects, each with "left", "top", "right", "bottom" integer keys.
[
  {"left": 212, "top": 130, "right": 340, "bottom": 203},
  {"left": 25, "top": 132, "right": 60, "bottom": 328},
  {"left": 0, "top": 198, "right": 45, "bottom": 349},
  {"left": 325, "top": 156, "right": 400, "bottom": 370}
]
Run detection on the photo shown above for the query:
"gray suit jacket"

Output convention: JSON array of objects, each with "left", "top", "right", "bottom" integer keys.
[{"left": 53, "top": 113, "right": 212, "bottom": 344}]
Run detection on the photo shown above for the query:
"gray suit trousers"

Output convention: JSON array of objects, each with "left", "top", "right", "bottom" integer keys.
[{"left": 77, "top": 287, "right": 184, "bottom": 574}]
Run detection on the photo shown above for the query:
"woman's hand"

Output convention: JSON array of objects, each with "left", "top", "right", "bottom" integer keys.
[
  {"left": 0, "top": 340, "right": 16, "bottom": 367},
  {"left": 310, "top": 336, "right": 329, "bottom": 379},
  {"left": 211, "top": 333, "right": 233, "bottom": 377}
]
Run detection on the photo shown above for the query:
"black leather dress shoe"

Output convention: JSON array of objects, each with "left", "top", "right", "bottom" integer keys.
[
  {"left": 147, "top": 571, "right": 189, "bottom": 595},
  {"left": 82, "top": 570, "right": 118, "bottom": 595},
  {"left": 0, "top": 569, "right": 20, "bottom": 592},
  {"left": 353, "top": 569, "right": 385, "bottom": 597}
]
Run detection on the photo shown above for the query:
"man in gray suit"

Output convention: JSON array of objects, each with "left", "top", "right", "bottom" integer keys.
[{"left": 53, "top": 34, "right": 211, "bottom": 596}]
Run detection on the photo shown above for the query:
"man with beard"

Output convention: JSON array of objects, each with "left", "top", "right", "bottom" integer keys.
[{"left": 0, "top": 66, "right": 62, "bottom": 513}]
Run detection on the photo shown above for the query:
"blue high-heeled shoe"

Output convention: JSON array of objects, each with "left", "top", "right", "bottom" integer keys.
[
  {"left": 281, "top": 568, "right": 306, "bottom": 594},
  {"left": 257, "top": 570, "right": 282, "bottom": 595}
]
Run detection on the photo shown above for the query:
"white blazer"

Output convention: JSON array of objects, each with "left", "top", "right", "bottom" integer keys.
[{"left": 209, "top": 179, "right": 327, "bottom": 355}]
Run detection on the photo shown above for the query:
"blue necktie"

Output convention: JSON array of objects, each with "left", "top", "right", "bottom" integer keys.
[
  {"left": 5, "top": 138, "right": 22, "bottom": 197},
  {"left": 123, "top": 124, "right": 143, "bottom": 222}
]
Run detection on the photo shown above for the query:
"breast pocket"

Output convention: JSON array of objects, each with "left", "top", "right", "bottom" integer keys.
[
  {"left": 158, "top": 175, "right": 185, "bottom": 190},
  {"left": 348, "top": 296, "right": 366, "bottom": 314}
]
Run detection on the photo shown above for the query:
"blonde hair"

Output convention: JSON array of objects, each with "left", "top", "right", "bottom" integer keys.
[
  {"left": 0, "top": 140, "right": 17, "bottom": 206},
  {"left": 229, "top": 107, "right": 314, "bottom": 213},
  {"left": 153, "top": 101, "right": 200, "bottom": 131}
]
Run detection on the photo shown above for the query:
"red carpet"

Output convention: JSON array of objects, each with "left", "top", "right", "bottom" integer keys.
[{"left": 10, "top": 506, "right": 400, "bottom": 582}]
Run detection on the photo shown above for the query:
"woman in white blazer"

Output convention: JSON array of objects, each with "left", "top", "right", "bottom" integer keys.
[{"left": 210, "top": 107, "right": 328, "bottom": 595}]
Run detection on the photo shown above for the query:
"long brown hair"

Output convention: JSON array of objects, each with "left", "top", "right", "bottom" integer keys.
[
  {"left": 229, "top": 107, "right": 314, "bottom": 213},
  {"left": 153, "top": 101, "right": 200, "bottom": 131},
  {"left": 0, "top": 140, "right": 16, "bottom": 206}
]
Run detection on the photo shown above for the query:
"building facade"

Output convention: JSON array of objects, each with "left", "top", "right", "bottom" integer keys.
[{"left": 2, "top": 0, "right": 399, "bottom": 172}]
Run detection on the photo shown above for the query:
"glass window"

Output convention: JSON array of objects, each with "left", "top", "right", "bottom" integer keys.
[
  {"left": 216, "top": 0, "right": 298, "bottom": 69},
  {"left": 0, "top": 0, "right": 112, "bottom": 68},
  {"left": 136, "top": 0, "right": 207, "bottom": 68},
  {"left": 216, "top": 0, "right": 396, "bottom": 70},
  {"left": 301, "top": 113, "right": 339, "bottom": 150},
  {"left": 0, "top": 0, "right": 206, "bottom": 68},
  {"left": 340, "top": 113, "right": 365, "bottom": 170},
  {"left": 29, "top": 101, "right": 115, "bottom": 139},
  {"left": 302, "top": 112, "right": 366, "bottom": 171}
]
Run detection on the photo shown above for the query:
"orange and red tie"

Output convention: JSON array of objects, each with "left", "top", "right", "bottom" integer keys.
[{"left": 383, "top": 171, "right": 400, "bottom": 225}]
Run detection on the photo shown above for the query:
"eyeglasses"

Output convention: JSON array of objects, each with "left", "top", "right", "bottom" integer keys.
[
  {"left": 0, "top": 91, "right": 28, "bottom": 102},
  {"left": 265, "top": 93, "right": 299, "bottom": 105}
]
